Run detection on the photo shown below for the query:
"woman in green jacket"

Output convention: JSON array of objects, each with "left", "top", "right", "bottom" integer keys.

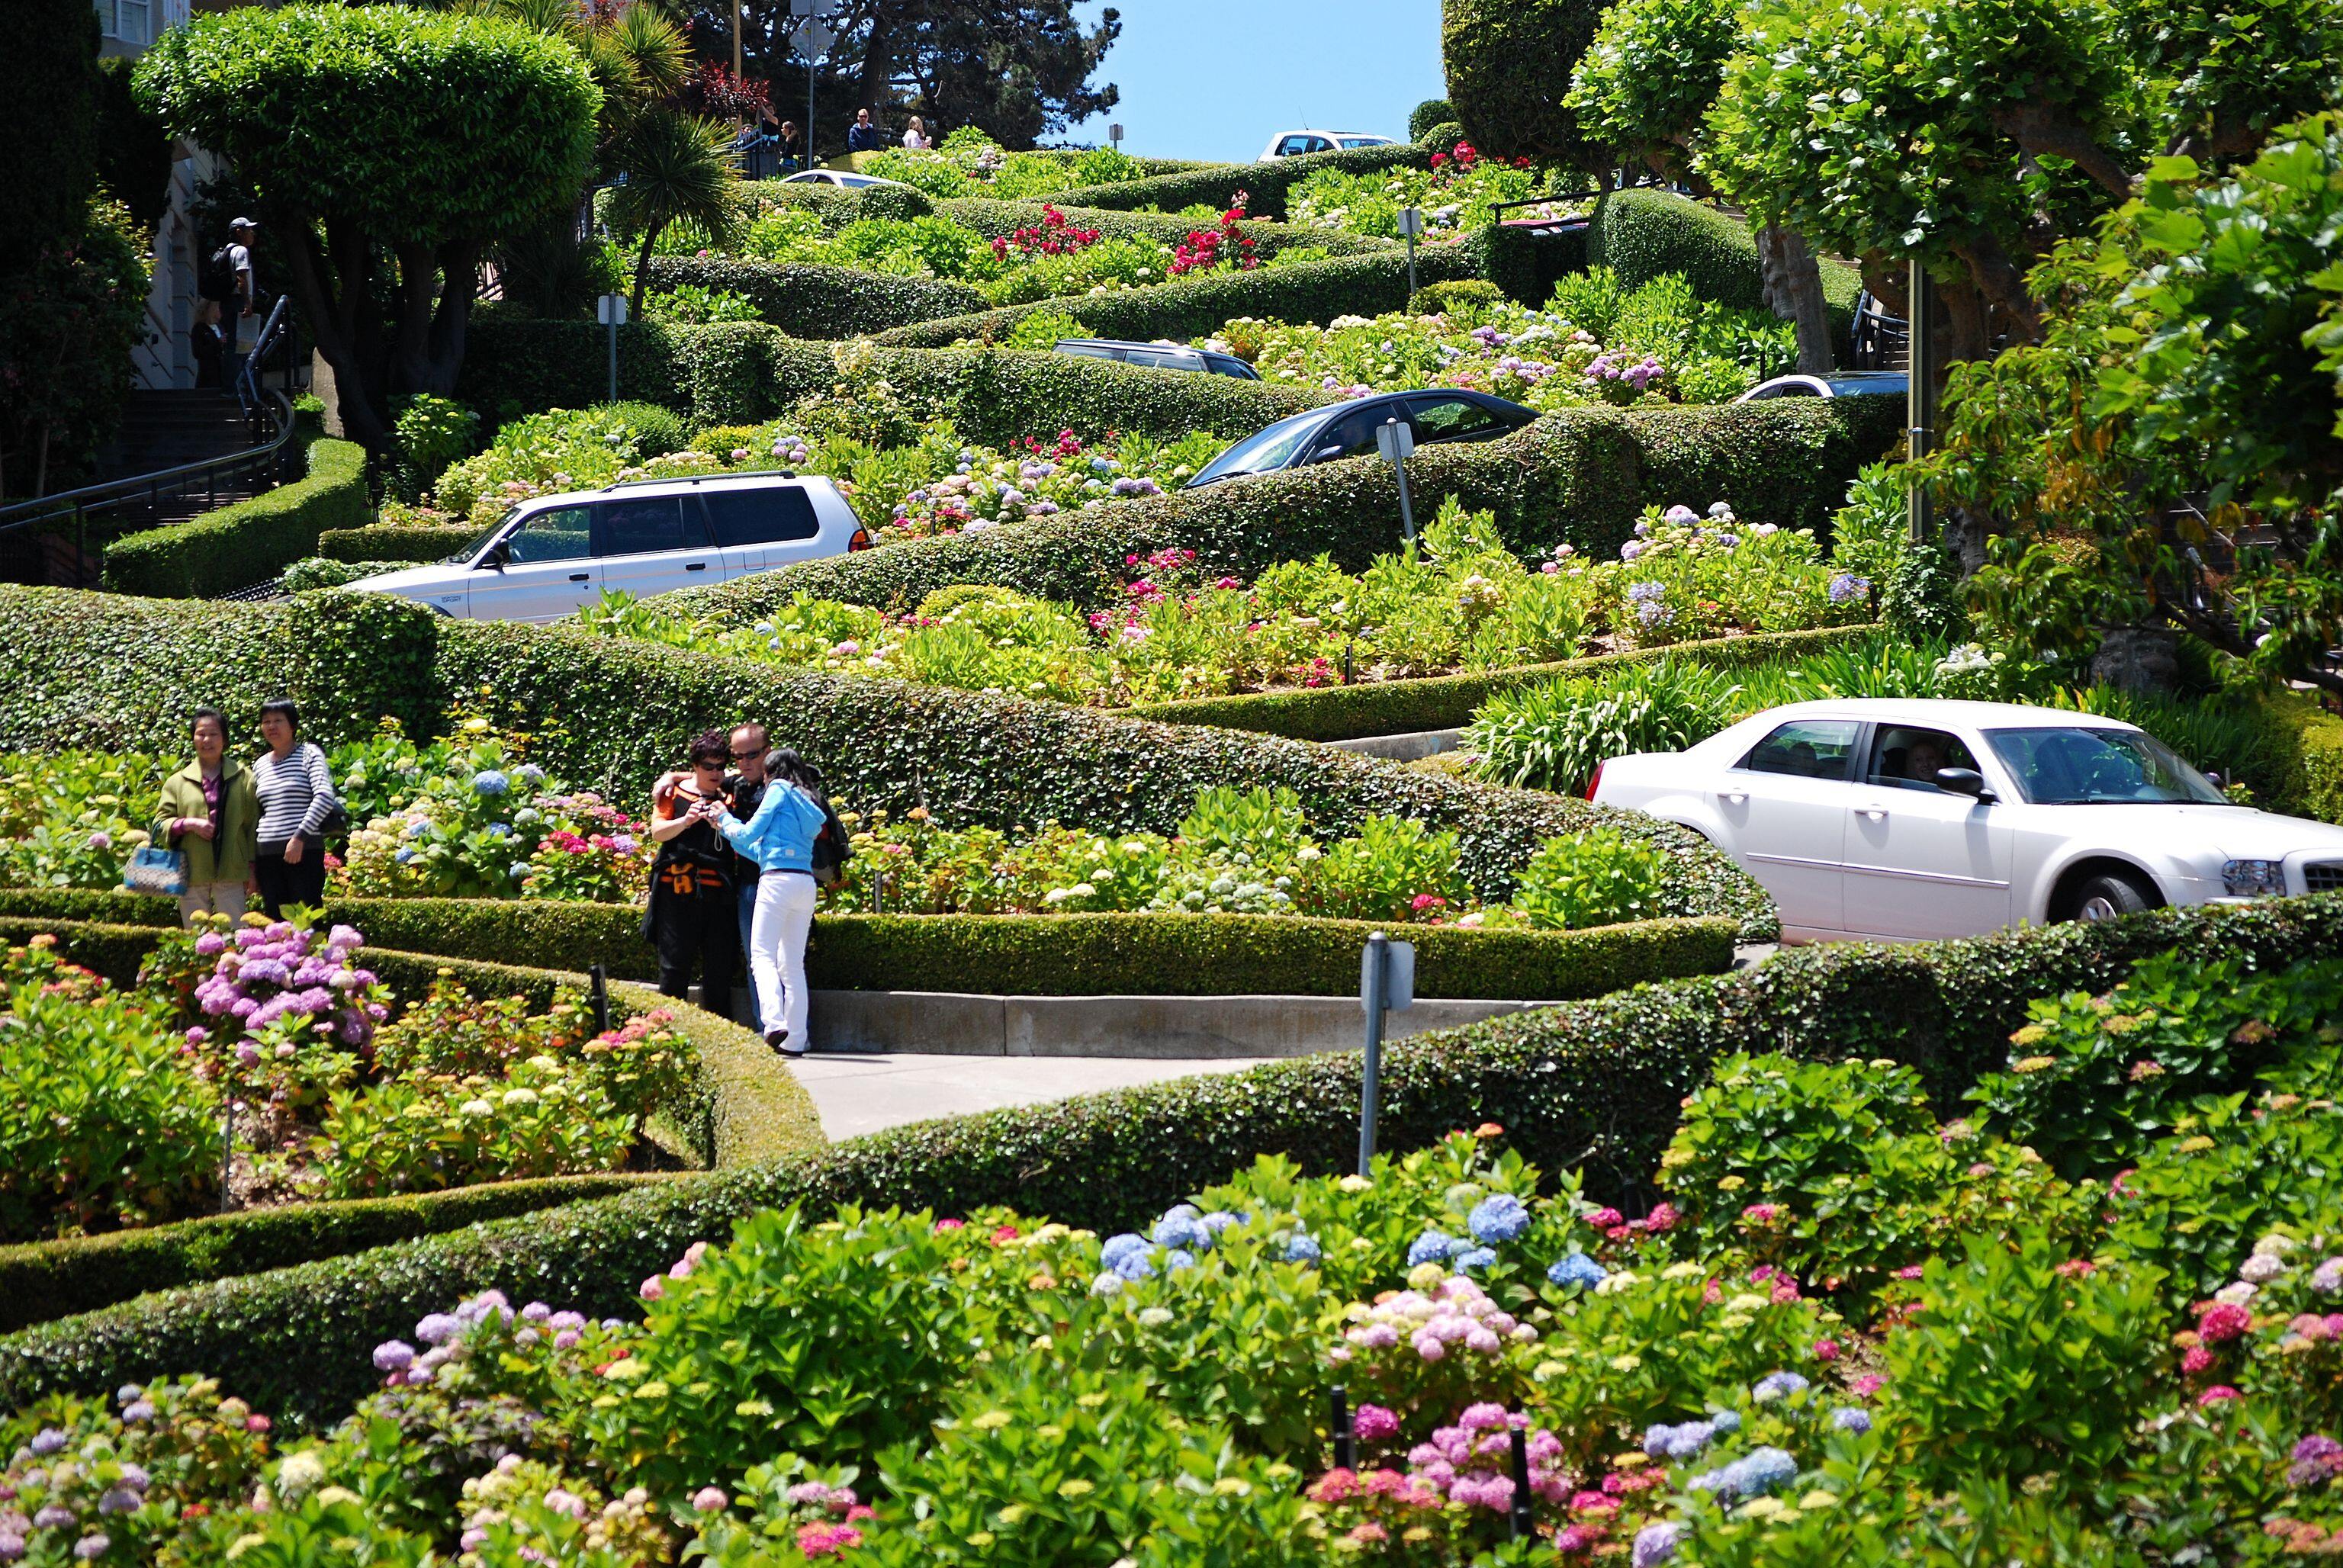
[{"left": 155, "top": 707, "right": 260, "bottom": 924}]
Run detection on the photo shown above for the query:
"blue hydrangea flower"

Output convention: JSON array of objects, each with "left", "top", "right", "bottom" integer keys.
[
  {"left": 1152, "top": 1213, "right": 1211, "bottom": 1252},
  {"left": 1831, "top": 1407, "right": 1872, "bottom": 1434},
  {"left": 1643, "top": 1421, "right": 1714, "bottom": 1460},
  {"left": 1408, "top": 1229, "right": 1461, "bottom": 1268},
  {"left": 1753, "top": 1370, "right": 1810, "bottom": 1403},
  {"left": 1828, "top": 572, "right": 1872, "bottom": 604},
  {"left": 30, "top": 1428, "right": 67, "bottom": 1457},
  {"left": 513, "top": 764, "right": 546, "bottom": 786},
  {"left": 1546, "top": 1251, "right": 1607, "bottom": 1289},
  {"left": 1284, "top": 1232, "right": 1323, "bottom": 1264},
  {"left": 487, "top": 822, "right": 510, "bottom": 839},
  {"left": 1738, "top": 1447, "right": 1798, "bottom": 1492},
  {"left": 1110, "top": 1250, "right": 1156, "bottom": 1281},
  {"left": 1164, "top": 1248, "right": 1197, "bottom": 1272},
  {"left": 508, "top": 861, "right": 532, "bottom": 881},
  {"left": 471, "top": 770, "right": 510, "bottom": 797},
  {"left": 1467, "top": 1193, "right": 1532, "bottom": 1244},
  {"left": 1708, "top": 1409, "right": 1742, "bottom": 1435},
  {"left": 403, "top": 820, "right": 429, "bottom": 837},
  {"left": 1200, "top": 1210, "right": 1243, "bottom": 1238},
  {"left": 1100, "top": 1232, "right": 1150, "bottom": 1270},
  {"left": 1632, "top": 1522, "right": 1683, "bottom": 1568},
  {"left": 394, "top": 847, "right": 415, "bottom": 865},
  {"left": 1454, "top": 1246, "right": 1498, "bottom": 1274}
]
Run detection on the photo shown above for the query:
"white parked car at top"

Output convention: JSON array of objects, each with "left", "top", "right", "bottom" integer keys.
[
  {"left": 1256, "top": 129, "right": 1398, "bottom": 159},
  {"left": 1588, "top": 698, "right": 2343, "bottom": 943},
  {"left": 348, "top": 472, "right": 869, "bottom": 624}
]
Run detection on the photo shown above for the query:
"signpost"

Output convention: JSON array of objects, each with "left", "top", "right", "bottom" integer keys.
[
  {"left": 1355, "top": 931, "right": 1415, "bottom": 1175},
  {"left": 1109, "top": 122, "right": 1124, "bottom": 150},
  {"left": 596, "top": 292, "right": 628, "bottom": 403},
  {"left": 789, "top": 0, "right": 835, "bottom": 164},
  {"left": 1374, "top": 415, "right": 1418, "bottom": 542},
  {"left": 1397, "top": 204, "right": 1423, "bottom": 297}
]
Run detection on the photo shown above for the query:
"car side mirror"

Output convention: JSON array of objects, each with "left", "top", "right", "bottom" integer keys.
[
  {"left": 1935, "top": 766, "right": 1994, "bottom": 802},
  {"left": 1311, "top": 444, "right": 1346, "bottom": 461},
  {"left": 480, "top": 542, "right": 509, "bottom": 570}
]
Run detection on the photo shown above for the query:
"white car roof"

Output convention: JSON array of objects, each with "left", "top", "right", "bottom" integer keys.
[
  {"left": 1735, "top": 698, "right": 2139, "bottom": 731},
  {"left": 519, "top": 471, "right": 829, "bottom": 509},
  {"left": 1269, "top": 129, "right": 1390, "bottom": 142}
]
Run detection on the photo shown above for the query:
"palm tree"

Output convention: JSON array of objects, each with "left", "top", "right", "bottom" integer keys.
[{"left": 606, "top": 107, "right": 743, "bottom": 313}]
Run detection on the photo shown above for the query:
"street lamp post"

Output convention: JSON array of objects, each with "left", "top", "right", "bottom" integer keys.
[{"left": 789, "top": 0, "right": 834, "bottom": 165}]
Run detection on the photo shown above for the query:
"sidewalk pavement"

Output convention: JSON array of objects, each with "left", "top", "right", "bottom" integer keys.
[{"left": 787, "top": 1051, "right": 1271, "bottom": 1141}]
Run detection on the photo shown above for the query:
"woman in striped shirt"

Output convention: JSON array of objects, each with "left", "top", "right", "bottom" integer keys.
[{"left": 252, "top": 698, "right": 341, "bottom": 917}]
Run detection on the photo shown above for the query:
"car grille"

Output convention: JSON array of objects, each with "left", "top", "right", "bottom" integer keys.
[{"left": 2308, "top": 862, "right": 2343, "bottom": 895}]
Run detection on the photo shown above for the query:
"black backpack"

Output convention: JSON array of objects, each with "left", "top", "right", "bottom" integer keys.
[
  {"left": 200, "top": 243, "right": 240, "bottom": 304},
  {"left": 808, "top": 789, "right": 853, "bottom": 887}
]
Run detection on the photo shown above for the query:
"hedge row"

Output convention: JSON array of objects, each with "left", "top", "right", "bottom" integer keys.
[
  {"left": 867, "top": 244, "right": 1482, "bottom": 349},
  {"left": 741, "top": 182, "right": 1394, "bottom": 259},
  {"left": 317, "top": 523, "right": 477, "bottom": 564},
  {"left": 0, "top": 916, "right": 823, "bottom": 1174},
  {"left": 0, "top": 914, "right": 824, "bottom": 1330},
  {"left": 0, "top": 890, "right": 1734, "bottom": 1001},
  {"left": 1586, "top": 191, "right": 1863, "bottom": 330},
  {"left": 1470, "top": 219, "right": 1590, "bottom": 307},
  {"left": 0, "top": 586, "right": 1782, "bottom": 937},
  {"left": 640, "top": 255, "right": 986, "bottom": 338},
  {"left": 1037, "top": 139, "right": 1436, "bottom": 220},
  {"left": 2265, "top": 696, "right": 2343, "bottom": 824},
  {"left": 7, "top": 892, "right": 2337, "bottom": 1425},
  {"left": 672, "top": 397, "right": 1904, "bottom": 619},
  {"left": 99, "top": 438, "right": 372, "bottom": 599},
  {"left": 1123, "top": 625, "right": 1882, "bottom": 741},
  {"left": 455, "top": 320, "right": 1316, "bottom": 441}
]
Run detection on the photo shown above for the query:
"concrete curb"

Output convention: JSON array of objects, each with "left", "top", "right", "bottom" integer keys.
[
  {"left": 692, "top": 986, "right": 1546, "bottom": 1059},
  {"left": 1328, "top": 727, "right": 1467, "bottom": 761}
]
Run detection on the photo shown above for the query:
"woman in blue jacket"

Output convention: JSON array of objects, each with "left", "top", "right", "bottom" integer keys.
[{"left": 710, "top": 749, "right": 831, "bottom": 1056}]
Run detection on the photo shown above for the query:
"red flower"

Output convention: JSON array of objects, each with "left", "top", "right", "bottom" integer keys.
[{"left": 2198, "top": 1302, "right": 2252, "bottom": 1343}]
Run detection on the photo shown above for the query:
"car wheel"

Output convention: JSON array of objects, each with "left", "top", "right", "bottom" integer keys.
[{"left": 2067, "top": 870, "right": 2153, "bottom": 924}]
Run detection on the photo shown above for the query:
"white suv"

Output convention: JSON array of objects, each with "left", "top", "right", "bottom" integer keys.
[{"left": 349, "top": 472, "right": 869, "bottom": 623}]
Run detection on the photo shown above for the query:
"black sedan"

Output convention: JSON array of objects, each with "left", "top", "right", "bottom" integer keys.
[{"left": 1184, "top": 389, "right": 1538, "bottom": 489}]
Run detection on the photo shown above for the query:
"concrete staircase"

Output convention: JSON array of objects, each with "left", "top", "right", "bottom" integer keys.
[{"left": 92, "top": 390, "right": 268, "bottom": 526}]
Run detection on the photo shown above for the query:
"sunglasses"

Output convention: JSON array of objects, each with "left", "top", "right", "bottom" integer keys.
[{"left": 729, "top": 749, "right": 763, "bottom": 760}]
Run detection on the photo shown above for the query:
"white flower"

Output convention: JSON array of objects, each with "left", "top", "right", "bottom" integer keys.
[
  {"left": 276, "top": 1451, "right": 328, "bottom": 1500},
  {"left": 2216, "top": 1280, "right": 2258, "bottom": 1305}
]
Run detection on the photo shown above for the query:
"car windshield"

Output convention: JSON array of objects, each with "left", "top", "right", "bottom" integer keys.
[
  {"left": 1188, "top": 410, "right": 1326, "bottom": 485},
  {"left": 1985, "top": 726, "right": 2232, "bottom": 805},
  {"left": 449, "top": 506, "right": 522, "bottom": 564}
]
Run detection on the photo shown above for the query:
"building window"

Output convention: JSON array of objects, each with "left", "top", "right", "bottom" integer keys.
[{"left": 95, "top": 0, "right": 150, "bottom": 44}]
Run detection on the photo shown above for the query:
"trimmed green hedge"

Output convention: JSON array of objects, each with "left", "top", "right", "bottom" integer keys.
[
  {"left": 0, "top": 586, "right": 1783, "bottom": 937},
  {"left": 2263, "top": 694, "right": 2343, "bottom": 824},
  {"left": 1123, "top": 626, "right": 1881, "bottom": 741},
  {"left": 641, "top": 255, "right": 986, "bottom": 338},
  {"left": 455, "top": 320, "right": 1316, "bottom": 440},
  {"left": 0, "top": 890, "right": 1734, "bottom": 1001},
  {"left": 1470, "top": 219, "right": 1591, "bottom": 307},
  {"left": 316, "top": 524, "right": 476, "bottom": 565},
  {"left": 673, "top": 397, "right": 1904, "bottom": 619},
  {"left": 868, "top": 245, "right": 1482, "bottom": 349},
  {"left": 100, "top": 438, "right": 372, "bottom": 599},
  {"left": 7, "top": 891, "right": 2338, "bottom": 1426},
  {"left": 0, "top": 1176, "right": 665, "bottom": 1338},
  {"left": 1586, "top": 191, "right": 1863, "bottom": 327},
  {"left": 1037, "top": 140, "right": 1435, "bottom": 220}
]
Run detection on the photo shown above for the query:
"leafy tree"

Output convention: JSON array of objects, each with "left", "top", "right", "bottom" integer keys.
[
  {"left": 1702, "top": 0, "right": 2343, "bottom": 360},
  {"left": 0, "top": 0, "right": 100, "bottom": 263},
  {"left": 135, "top": 5, "right": 601, "bottom": 453},
  {"left": 608, "top": 111, "right": 743, "bottom": 313},
  {"left": 712, "top": 0, "right": 1120, "bottom": 153},
  {"left": 0, "top": 203, "right": 151, "bottom": 499},
  {"left": 1568, "top": 0, "right": 1834, "bottom": 371},
  {"left": 1930, "top": 115, "right": 2343, "bottom": 694},
  {"left": 93, "top": 56, "right": 175, "bottom": 234},
  {"left": 1441, "top": 0, "right": 1612, "bottom": 174}
]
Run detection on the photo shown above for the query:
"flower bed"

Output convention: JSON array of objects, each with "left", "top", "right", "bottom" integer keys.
[
  {"left": 1290, "top": 137, "right": 1573, "bottom": 240},
  {"left": 586, "top": 497, "right": 1874, "bottom": 710},
  {"left": 854, "top": 130, "right": 1167, "bottom": 201},
  {"left": 1200, "top": 270, "right": 1796, "bottom": 407},
  {"left": 0, "top": 920, "right": 695, "bottom": 1242},
  {"left": 4, "top": 939, "right": 2340, "bottom": 1560}
]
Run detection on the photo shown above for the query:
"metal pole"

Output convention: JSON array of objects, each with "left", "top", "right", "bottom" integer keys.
[
  {"left": 808, "top": 54, "right": 817, "bottom": 169},
  {"left": 606, "top": 317, "right": 619, "bottom": 404},
  {"left": 1394, "top": 449, "right": 1416, "bottom": 544},
  {"left": 1405, "top": 228, "right": 1416, "bottom": 297},
  {"left": 1331, "top": 1385, "right": 1355, "bottom": 1470},
  {"left": 732, "top": 0, "right": 744, "bottom": 79},
  {"left": 1358, "top": 931, "right": 1387, "bottom": 1175},
  {"left": 590, "top": 962, "right": 610, "bottom": 1033},
  {"left": 1906, "top": 257, "right": 1936, "bottom": 548},
  {"left": 1508, "top": 1427, "right": 1533, "bottom": 1538},
  {"left": 219, "top": 1098, "right": 235, "bottom": 1214}
]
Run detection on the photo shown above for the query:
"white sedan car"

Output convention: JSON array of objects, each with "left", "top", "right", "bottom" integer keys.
[{"left": 1589, "top": 698, "right": 2343, "bottom": 943}]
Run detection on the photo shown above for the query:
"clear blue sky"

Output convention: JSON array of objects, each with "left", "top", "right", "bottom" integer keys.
[{"left": 1065, "top": 1, "right": 1445, "bottom": 163}]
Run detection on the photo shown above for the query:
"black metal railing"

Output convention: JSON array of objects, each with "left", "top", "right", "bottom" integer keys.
[
  {"left": 0, "top": 298, "right": 303, "bottom": 588},
  {"left": 1849, "top": 290, "right": 1909, "bottom": 371}
]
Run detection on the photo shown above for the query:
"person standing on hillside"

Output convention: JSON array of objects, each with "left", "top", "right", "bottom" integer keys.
[
  {"left": 709, "top": 748, "right": 829, "bottom": 1056},
  {"left": 223, "top": 217, "right": 259, "bottom": 393},
  {"left": 644, "top": 730, "right": 741, "bottom": 1023},
  {"left": 156, "top": 707, "right": 259, "bottom": 924},
  {"left": 846, "top": 107, "right": 886, "bottom": 153}
]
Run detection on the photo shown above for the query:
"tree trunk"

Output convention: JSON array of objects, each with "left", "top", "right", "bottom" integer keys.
[
  {"left": 1989, "top": 101, "right": 2135, "bottom": 200},
  {"left": 630, "top": 225, "right": 661, "bottom": 317},
  {"left": 419, "top": 239, "right": 480, "bottom": 397},
  {"left": 280, "top": 215, "right": 394, "bottom": 454},
  {"left": 1756, "top": 223, "right": 1837, "bottom": 374},
  {"left": 2090, "top": 626, "right": 2181, "bottom": 695}
]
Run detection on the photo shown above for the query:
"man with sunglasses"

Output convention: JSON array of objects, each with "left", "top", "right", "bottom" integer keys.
[
  {"left": 644, "top": 730, "right": 741, "bottom": 1022},
  {"left": 653, "top": 720, "right": 783, "bottom": 1026}
]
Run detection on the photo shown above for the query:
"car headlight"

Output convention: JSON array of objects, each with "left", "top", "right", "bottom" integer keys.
[{"left": 2222, "top": 859, "right": 2286, "bottom": 897}]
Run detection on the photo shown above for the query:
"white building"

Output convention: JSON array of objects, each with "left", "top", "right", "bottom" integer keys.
[{"left": 98, "top": 0, "right": 221, "bottom": 391}]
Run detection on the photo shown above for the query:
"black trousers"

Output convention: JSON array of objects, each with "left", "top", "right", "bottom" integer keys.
[
  {"left": 252, "top": 834, "right": 327, "bottom": 917},
  {"left": 654, "top": 886, "right": 741, "bottom": 1023}
]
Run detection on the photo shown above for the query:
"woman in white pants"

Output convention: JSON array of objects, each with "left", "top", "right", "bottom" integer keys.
[{"left": 710, "top": 762, "right": 829, "bottom": 1056}]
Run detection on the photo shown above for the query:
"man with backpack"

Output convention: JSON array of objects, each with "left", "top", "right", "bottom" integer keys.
[{"left": 201, "top": 218, "right": 260, "bottom": 395}]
